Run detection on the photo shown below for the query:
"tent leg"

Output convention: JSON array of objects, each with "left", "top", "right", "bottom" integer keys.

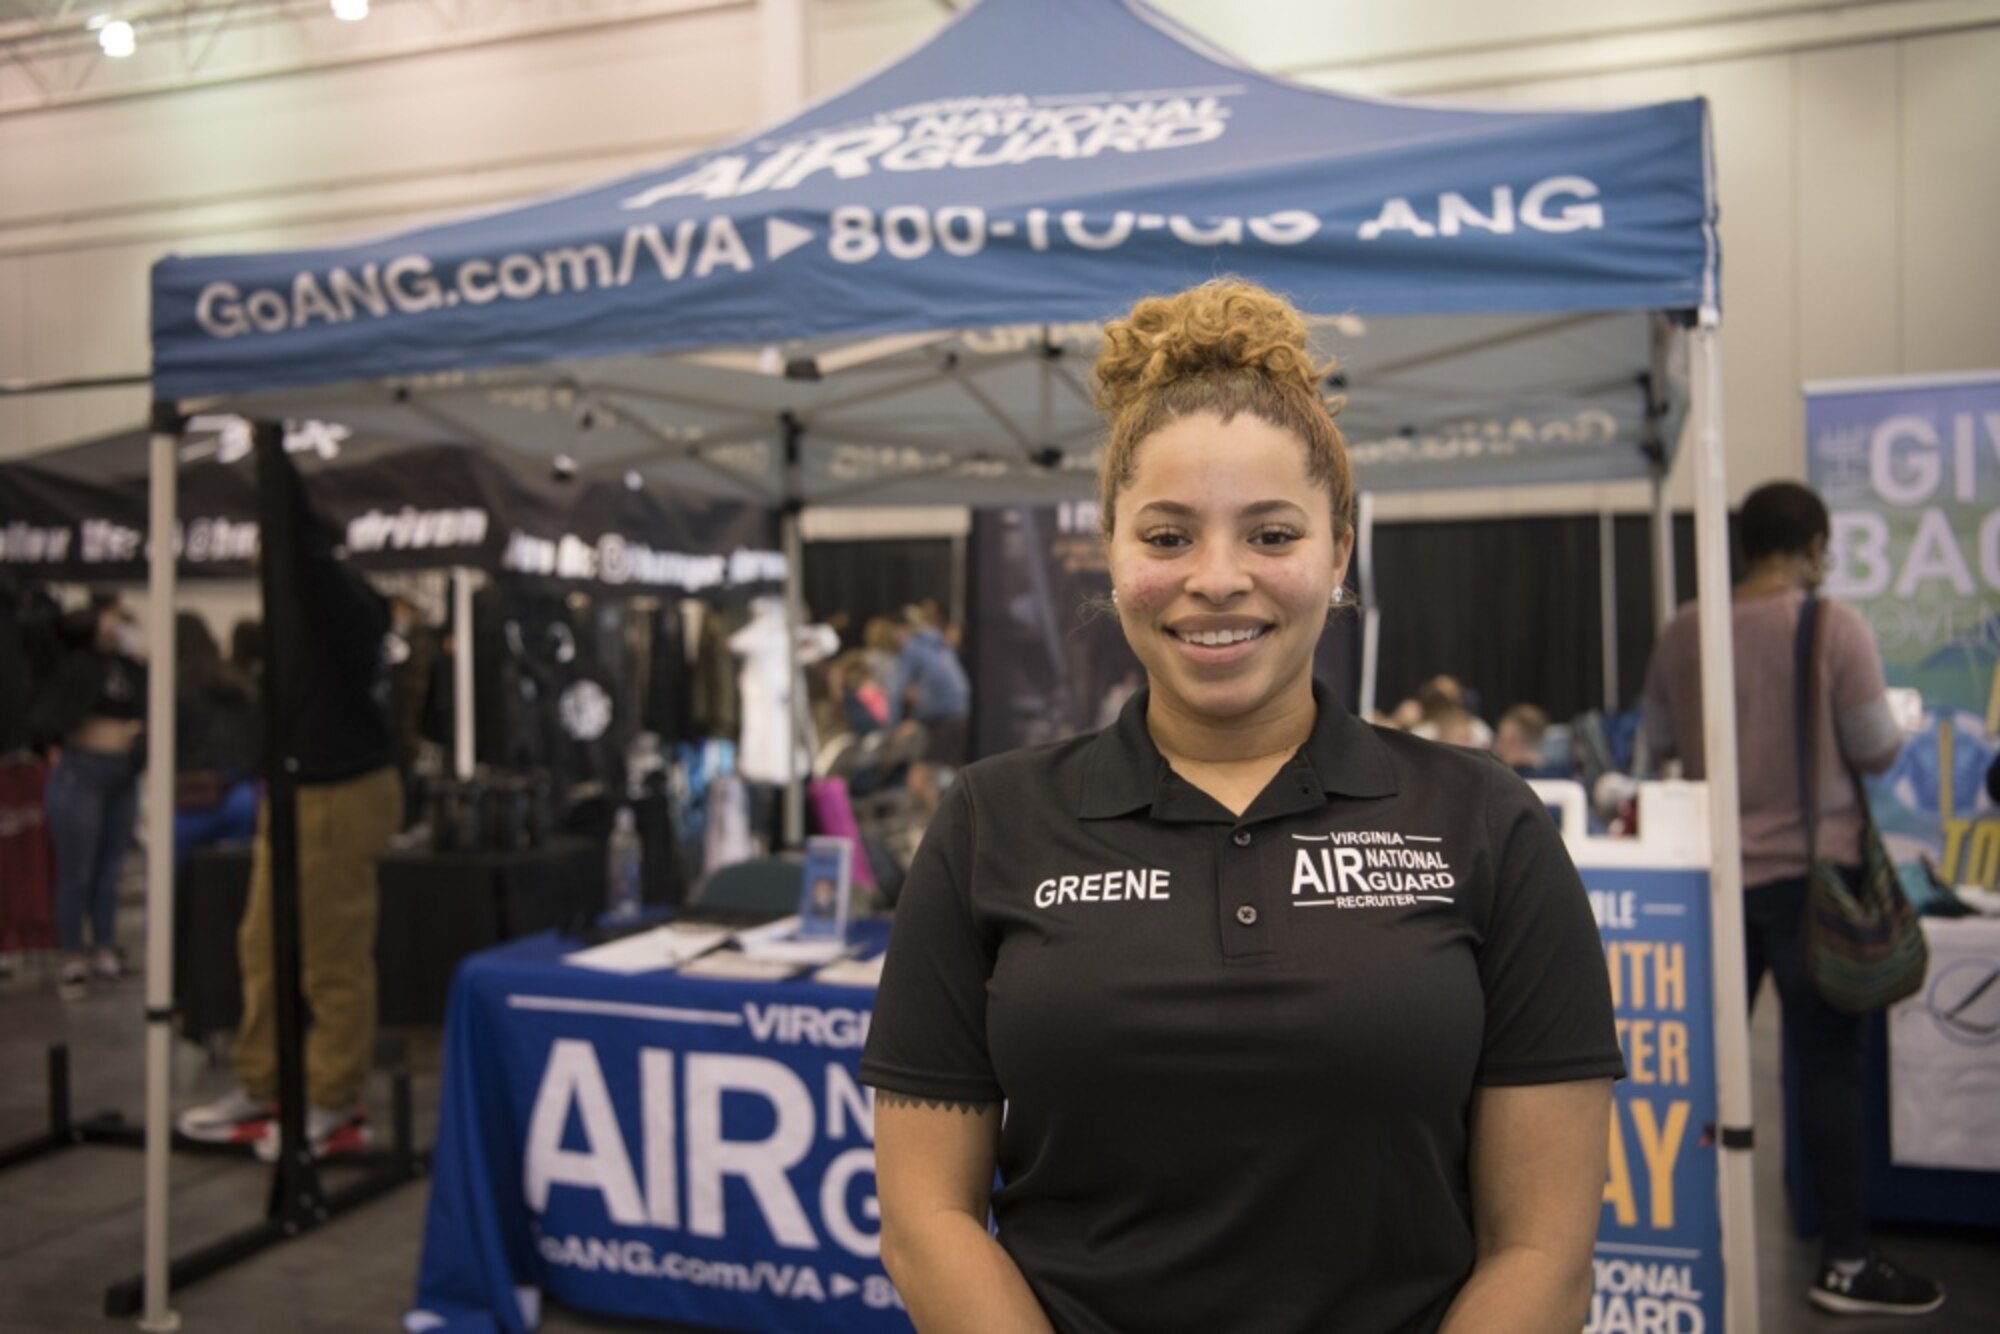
[
  {"left": 1652, "top": 467, "right": 1677, "bottom": 631},
  {"left": 780, "top": 505, "right": 807, "bottom": 850},
  {"left": 452, "top": 568, "right": 476, "bottom": 781},
  {"left": 1599, "top": 510, "right": 1620, "bottom": 711},
  {"left": 1355, "top": 491, "right": 1379, "bottom": 718},
  {"left": 1690, "top": 312, "right": 1759, "bottom": 1333},
  {"left": 140, "top": 404, "right": 182, "bottom": 1334}
]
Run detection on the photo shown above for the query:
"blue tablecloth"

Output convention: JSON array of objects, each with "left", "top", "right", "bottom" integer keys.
[{"left": 409, "top": 921, "right": 908, "bottom": 1333}]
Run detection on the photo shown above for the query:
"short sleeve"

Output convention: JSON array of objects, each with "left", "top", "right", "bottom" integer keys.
[
  {"left": 1825, "top": 601, "right": 1889, "bottom": 716},
  {"left": 858, "top": 778, "right": 1004, "bottom": 1104},
  {"left": 1474, "top": 762, "right": 1626, "bottom": 1086}
]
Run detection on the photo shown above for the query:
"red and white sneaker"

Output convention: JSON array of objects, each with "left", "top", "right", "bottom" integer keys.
[
  {"left": 175, "top": 1088, "right": 275, "bottom": 1147},
  {"left": 253, "top": 1104, "right": 371, "bottom": 1163}
]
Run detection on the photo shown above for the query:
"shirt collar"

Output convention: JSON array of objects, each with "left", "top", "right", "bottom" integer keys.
[{"left": 1077, "top": 679, "right": 1398, "bottom": 820}]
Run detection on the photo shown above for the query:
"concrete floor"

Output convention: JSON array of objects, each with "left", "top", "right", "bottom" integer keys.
[{"left": 1, "top": 892, "right": 1994, "bottom": 1334}]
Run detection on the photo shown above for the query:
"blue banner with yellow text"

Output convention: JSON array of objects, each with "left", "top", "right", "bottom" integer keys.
[{"left": 1583, "top": 864, "right": 1723, "bottom": 1334}]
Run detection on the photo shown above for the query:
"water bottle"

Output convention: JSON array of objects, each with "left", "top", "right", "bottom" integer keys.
[{"left": 607, "top": 806, "right": 643, "bottom": 923}]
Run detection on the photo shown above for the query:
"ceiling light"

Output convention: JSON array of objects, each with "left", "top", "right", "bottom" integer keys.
[
  {"left": 90, "top": 17, "right": 136, "bottom": 58},
  {"left": 331, "top": 0, "right": 369, "bottom": 20}
]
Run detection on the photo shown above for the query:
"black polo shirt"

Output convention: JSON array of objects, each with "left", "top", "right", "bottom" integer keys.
[{"left": 860, "top": 682, "right": 1622, "bottom": 1334}]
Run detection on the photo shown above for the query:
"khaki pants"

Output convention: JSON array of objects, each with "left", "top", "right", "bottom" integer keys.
[{"left": 232, "top": 766, "right": 402, "bottom": 1111}]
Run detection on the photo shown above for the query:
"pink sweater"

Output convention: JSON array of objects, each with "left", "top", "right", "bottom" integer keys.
[{"left": 1642, "top": 590, "right": 1896, "bottom": 888}]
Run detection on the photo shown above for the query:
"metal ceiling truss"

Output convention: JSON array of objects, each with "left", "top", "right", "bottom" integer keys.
[{"left": 0, "top": 0, "right": 736, "bottom": 113}]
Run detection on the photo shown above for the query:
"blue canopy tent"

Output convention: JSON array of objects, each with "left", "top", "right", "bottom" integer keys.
[{"left": 136, "top": 0, "right": 1753, "bottom": 1327}]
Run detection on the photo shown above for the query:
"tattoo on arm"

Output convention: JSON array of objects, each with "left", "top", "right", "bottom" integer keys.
[{"left": 876, "top": 1091, "right": 996, "bottom": 1115}]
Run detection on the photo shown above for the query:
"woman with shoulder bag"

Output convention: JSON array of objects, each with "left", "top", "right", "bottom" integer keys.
[{"left": 1642, "top": 481, "right": 1942, "bottom": 1317}]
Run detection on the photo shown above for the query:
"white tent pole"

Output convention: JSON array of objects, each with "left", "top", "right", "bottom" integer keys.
[
  {"left": 452, "top": 568, "right": 475, "bottom": 781},
  {"left": 781, "top": 507, "right": 807, "bottom": 849},
  {"left": 1599, "top": 509, "right": 1620, "bottom": 710},
  {"left": 1355, "top": 490, "right": 1379, "bottom": 718},
  {"left": 140, "top": 409, "right": 181, "bottom": 1333},
  {"left": 1652, "top": 465, "right": 1678, "bottom": 630},
  {"left": 1689, "top": 310, "right": 1759, "bottom": 1332}
]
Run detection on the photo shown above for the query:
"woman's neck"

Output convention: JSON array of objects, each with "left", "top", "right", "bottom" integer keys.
[
  {"left": 1735, "top": 557, "right": 1809, "bottom": 600},
  {"left": 1146, "top": 687, "right": 1316, "bottom": 768}
]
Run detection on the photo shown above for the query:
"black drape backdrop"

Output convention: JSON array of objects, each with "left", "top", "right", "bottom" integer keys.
[
  {"left": 807, "top": 511, "right": 1716, "bottom": 761},
  {"left": 802, "top": 538, "right": 955, "bottom": 640},
  {"left": 1370, "top": 513, "right": 1704, "bottom": 721}
]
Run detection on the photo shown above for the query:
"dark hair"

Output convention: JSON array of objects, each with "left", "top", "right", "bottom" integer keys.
[
  {"left": 230, "top": 618, "right": 264, "bottom": 675},
  {"left": 177, "top": 611, "right": 220, "bottom": 674},
  {"left": 180, "top": 611, "right": 252, "bottom": 701},
  {"left": 1738, "top": 481, "right": 1829, "bottom": 564}
]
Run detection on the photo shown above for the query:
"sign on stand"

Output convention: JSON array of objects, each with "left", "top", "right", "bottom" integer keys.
[{"left": 1548, "top": 782, "right": 1728, "bottom": 1334}]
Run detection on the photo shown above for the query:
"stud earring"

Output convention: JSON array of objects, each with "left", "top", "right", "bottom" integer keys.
[
  {"left": 1328, "top": 587, "right": 1347, "bottom": 608},
  {"left": 1111, "top": 588, "right": 1120, "bottom": 605}
]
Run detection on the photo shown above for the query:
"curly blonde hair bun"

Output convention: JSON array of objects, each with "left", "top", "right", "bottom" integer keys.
[{"left": 1092, "top": 278, "right": 1352, "bottom": 540}]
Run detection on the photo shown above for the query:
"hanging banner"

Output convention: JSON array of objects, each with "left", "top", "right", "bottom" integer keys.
[
  {"left": 0, "top": 424, "right": 783, "bottom": 595},
  {"left": 1583, "top": 863, "right": 1723, "bottom": 1334},
  {"left": 1807, "top": 373, "right": 2000, "bottom": 887}
]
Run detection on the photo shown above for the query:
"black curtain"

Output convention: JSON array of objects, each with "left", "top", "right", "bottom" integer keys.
[
  {"left": 964, "top": 507, "right": 1361, "bottom": 760},
  {"left": 802, "top": 537, "right": 955, "bottom": 643},
  {"left": 1370, "top": 512, "right": 1703, "bottom": 722}
]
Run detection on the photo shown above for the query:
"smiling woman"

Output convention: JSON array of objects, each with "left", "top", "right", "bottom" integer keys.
[{"left": 861, "top": 280, "right": 1624, "bottom": 1334}]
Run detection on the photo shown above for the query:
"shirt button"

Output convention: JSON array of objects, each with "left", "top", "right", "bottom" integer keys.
[
  {"left": 1235, "top": 905, "right": 1258, "bottom": 926},
  {"left": 1232, "top": 830, "right": 1252, "bottom": 847}
]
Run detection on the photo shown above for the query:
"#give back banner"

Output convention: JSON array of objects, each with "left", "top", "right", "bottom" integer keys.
[{"left": 1806, "top": 373, "right": 2000, "bottom": 887}]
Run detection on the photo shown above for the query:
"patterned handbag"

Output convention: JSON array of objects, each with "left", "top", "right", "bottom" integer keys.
[{"left": 1793, "top": 596, "right": 1928, "bottom": 1013}]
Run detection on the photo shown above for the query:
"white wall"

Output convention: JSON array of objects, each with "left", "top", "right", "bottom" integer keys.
[{"left": 4, "top": 0, "right": 1997, "bottom": 530}]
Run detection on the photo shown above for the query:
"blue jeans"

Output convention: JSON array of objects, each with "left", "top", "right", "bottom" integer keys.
[
  {"left": 46, "top": 748, "right": 139, "bottom": 954},
  {"left": 1744, "top": 873, "right": 1868, "bottom": 1260}
]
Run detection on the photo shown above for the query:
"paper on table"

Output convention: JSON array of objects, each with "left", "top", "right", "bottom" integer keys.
[
  {"left": 734, "top": 915, "right": 854, "bottom": 965},
  {"left": 563, "top": 923, "right": 733, "bottom": 975},
  {"left": 813, "top": 955, "right": 886, "bottom": 988},
  {"left": 677, "top": 952, "right": 808, "bottom": 982}
]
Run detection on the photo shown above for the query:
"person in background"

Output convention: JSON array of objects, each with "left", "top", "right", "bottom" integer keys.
[
  {"left": 886, "top": 603, "right": 972, "bottom": 815},
  {"left": 1494, "top": 704, "right": 1554, "bottom": 777},
  {"left": 229, "top": 617, "right": 264, "bottom": 687},
  {"left": 861, "top": 616, "right": 901, "bottom": 699},
  {"left": 1642, "top": 479, "right": 1940, "bottom": 1317},
  {"left": 1425, "top": 703, "right": 1488, "bottom": 749},
  {"left": 31, "top": 596, "right": 146, "bottom": 999},
  {"left": 177, "top": 477, "right": 403, "bottom": 1163},
  {"left": 173, "top": 611, "right": 261, "bottom": 874},
  {"left": 864, "top": 279, "right": 1621, "bottom": 1333},
  {"left": 832, "top": 649, "right": 889, "bottom": 737},
  {"left": 1407, "top": 674, "right": 1495, "bottom": 748}
]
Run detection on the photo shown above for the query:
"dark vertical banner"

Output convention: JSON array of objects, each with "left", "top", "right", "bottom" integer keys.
[
  {"left": 970, "top": 505, "right": 1131, "bottom": 759},
  {"left": 970, "top": 505, "right": 1360, "bottom": 758}
]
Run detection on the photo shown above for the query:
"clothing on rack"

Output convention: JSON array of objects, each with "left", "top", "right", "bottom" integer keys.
[{"left": 728, "top": 596, "right": 838, "bottom": 786}]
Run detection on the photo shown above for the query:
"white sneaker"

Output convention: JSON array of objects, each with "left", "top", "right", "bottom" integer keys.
[
  {"left": 176, "top": 1088, "right": 274, "bottom": 1146},
  {"left": 253, "top": 1104, "right": 371, "bottom": 1163}
]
